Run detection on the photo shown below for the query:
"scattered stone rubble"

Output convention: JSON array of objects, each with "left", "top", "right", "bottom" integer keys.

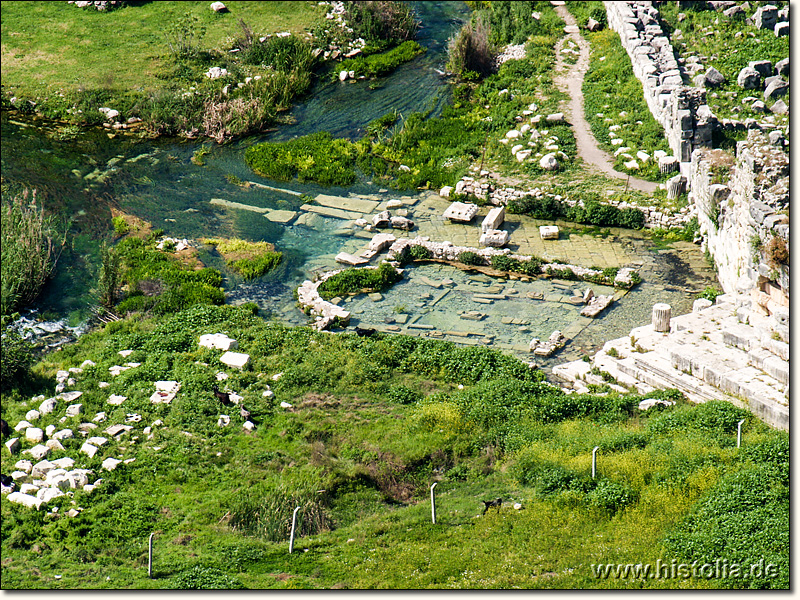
[{"left": 553, "top": 294, "right": 788, "bottom": 430}]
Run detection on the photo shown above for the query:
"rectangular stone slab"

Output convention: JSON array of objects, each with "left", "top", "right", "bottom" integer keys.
[
  {"left": 314, "top": 194, "right": 379, "bottom": 213},
  {"left": 301, "top": 204, "right": 363, "bottom": 220},
  {"left": 210, "top": 198, "right": 269, "bottom": 213},
  {"left": 263, "top": 210, "right": 298, "bottom": 224}
]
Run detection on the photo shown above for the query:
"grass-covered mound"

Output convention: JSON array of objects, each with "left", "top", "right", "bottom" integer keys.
[
  {"left": 245, "top": 132, "right": 358, "bottom": 186},
  {"left": 203, "top": 238, "right": 282, "bottom": 281},
  {"left": 112, "top": 234, "right": 224, "bottom": 316},
  {"left": 317, "top": 263, "right": 402, "bottom": 300},
  {"left": 0, "top": 300, "right": 788, "bottom": 589}
]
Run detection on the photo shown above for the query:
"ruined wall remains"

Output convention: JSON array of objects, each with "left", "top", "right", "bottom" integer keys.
[
  {"left": 691, "top": 130, "right": 789, "bottom": 320},
  {"left": 605, "top": 1, "right": 714, "bottom": 172}
]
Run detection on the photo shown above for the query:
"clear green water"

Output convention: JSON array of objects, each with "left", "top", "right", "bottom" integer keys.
[{"left": 0, "top": 1, "right": 718, "bottom": 366}]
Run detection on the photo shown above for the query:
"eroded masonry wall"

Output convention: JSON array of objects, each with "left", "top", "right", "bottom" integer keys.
[
  {"left": 691, "top": 130, "right": 789, "bottom": 317},
  {"left": 604, "top": 1, "right": 713, "bottom": 171}
]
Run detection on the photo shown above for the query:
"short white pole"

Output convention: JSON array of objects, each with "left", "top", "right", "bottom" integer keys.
[
  {"left": 148, "top": 533, "right": 154, "bottom": 578},
  {"left": 592, "top": 446, "right": 600, "bottom": 479},
  {"left": 737, "top": 419, "right": 746, "bottom": 448},
  {"left": 289, "top": 506, "right": 301, "bottom": 554},
  {"left": 430, "top": 482, "right": 438, "bottom": 524}
]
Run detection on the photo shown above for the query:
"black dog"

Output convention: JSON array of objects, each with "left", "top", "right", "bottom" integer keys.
[
  {"left": 354, "top": 326, "right": 377, "bottom": 337},
  {"left": 482, "top": 498, "right": 502, "bottom": 515},
  {"left": 0, "top": 419, "right": 10, "bottom": 438},
  {"left": 212, "top": 385, "right": 232, "bottom": 406}
]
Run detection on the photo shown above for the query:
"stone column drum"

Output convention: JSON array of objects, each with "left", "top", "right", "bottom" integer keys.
[{"left": 652, "top": 303, "right": 672, "bottom": 333}]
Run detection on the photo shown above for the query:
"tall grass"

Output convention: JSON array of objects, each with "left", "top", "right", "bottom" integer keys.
[{"left": 0, "top": 189, "right": 64, "bottom": 315}]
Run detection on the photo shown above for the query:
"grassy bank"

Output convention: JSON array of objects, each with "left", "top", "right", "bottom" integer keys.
[
  {"left": 1, "top": 2, "right": 321, "bottom": 96},
  {"left": 0, "top": 303, "right": 787, "bottom": 589}
]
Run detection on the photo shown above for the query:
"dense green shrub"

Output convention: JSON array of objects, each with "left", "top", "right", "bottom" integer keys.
[
  {"left": 586, "top": 478, "right": 637, "bottom": 514},
  {"left": 663, "top": 464, "right": 788, "bottom": 589},
  {"left": 317, "top": 263, "right": 401, "bottom": 299},
  {"left": 112, "top": 237, "right": 224, "bottom": 315},
  {"left": 245, "top": 131, "right": 357, "bottom": 186},
  {"left": 507, "top": 195, "right": 645, "bottom": 230},
  {"left": 406, "top": 244, "right": 433, "bottom": 262},
  {"left": 387, "top": 385, "right": 423, "bottom": 405},
  {"left": 647, "top": 401, "right": 751, "bottom": 437},
  {"left": 169, "top": 566, "right": 246, "bottom": 590},
  {"left": 336, "top": 40, "right": 425, "bottom": 80},
  {"left": 490, "top": 254, "right": 543, "bottom": 276},
  {"left": 457, "top": 251, "right": 485, "bottom": 266}
]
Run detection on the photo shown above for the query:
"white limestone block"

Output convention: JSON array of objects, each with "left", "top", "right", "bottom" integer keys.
[
  {"left": 539, "top": 225, "right": 559, "bottom": 240},
  {"left": 198, "top": 333, "right": 239, "bottom": 351}
]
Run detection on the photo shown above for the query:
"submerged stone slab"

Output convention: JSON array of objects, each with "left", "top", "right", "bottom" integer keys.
[
  {"left": 314, "top": 194, "right": 379, "bottom": 214},
  {"left": 335, "top": 252, "right": 369, "bottom": 266}
]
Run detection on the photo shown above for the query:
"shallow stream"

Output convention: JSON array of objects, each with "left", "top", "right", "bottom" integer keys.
[{"left": 0, "top": 1, "right": 718, "bottom": 367}]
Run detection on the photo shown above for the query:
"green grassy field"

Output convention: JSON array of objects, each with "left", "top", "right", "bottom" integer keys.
[
  {"left": 1, "top": 1, "right": 321, "bottom": 96},
  {"left": 0, "top": 303, "right": 788, "bottom": 589}
]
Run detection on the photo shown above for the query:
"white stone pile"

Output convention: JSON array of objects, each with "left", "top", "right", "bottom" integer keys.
[{"left": 296, "top": 270, "right": 354, "bottom": 331}]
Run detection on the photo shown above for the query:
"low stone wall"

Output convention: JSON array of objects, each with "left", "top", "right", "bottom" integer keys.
[
  {"left": 605, "top": 1, "right": 713, "bottom": 170},
  {"left": 451, "top": 176, "right": 694, "bottom": 230},
  {"left": 691, "top": 129, "right": 789, "bottom": 303}
]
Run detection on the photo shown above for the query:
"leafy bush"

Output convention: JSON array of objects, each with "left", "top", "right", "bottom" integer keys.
[
  {"left": 245, "top": 131, "right": 357, "bottom": 186},
  {"left": 586, "top": 478, "right": 637, "bottom": 514},
  {"left": 406, "top": 244, "right": 433, "bottom": 262},
  {"left": 663, "top": 465, "right": 788, "bottom": 589},
  {"left": 697, "top": 286, "right": 722, "bottom": 302},
  {"left": 387, "top": 385, "right": 423, "bottom": 405},
  {"left": 1, "top": 190, "right": 65, "bottom": 315},
  {"left": 457, "top": 251, "right": 485, "bottom": 266},
  {"left": 169, "top": 566, "right": 246, "bottom": 590},
  {"left": 647, "top": 401, "right": 750, "bottom": 437},
  {"left": 490, "top": 254, "right": 543, "bottom": 275},
  {"left": 317, "top": 263, "right": 401, "bottom": 299}
]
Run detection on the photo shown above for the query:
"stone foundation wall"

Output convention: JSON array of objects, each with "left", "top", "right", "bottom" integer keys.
[
  {"left": 605, "top": 1, "right": 714, "bottom": 170},
  {"left": 691, "top": 130, "right": 789, "bottom": 302}
]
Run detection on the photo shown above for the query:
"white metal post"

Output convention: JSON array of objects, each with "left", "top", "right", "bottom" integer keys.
[
  {"left": 592, "top": 446, "right": 600, "bottom": 479},
  {"left": 737, "top": 419, "right": 746, "bottom": 448},
  {"left": 148, "top": 533, "right": 154, "bottom": 578},
  {"left": 289, "top": 506, "right": 301, "bottom": 554},
  {"left": 430, "top": 482, "right": 438, "bottom": 524}
]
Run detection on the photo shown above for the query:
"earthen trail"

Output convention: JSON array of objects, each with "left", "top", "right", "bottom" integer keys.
[{"left": 551, "top": 5, "right": 659, "bottom": 194}]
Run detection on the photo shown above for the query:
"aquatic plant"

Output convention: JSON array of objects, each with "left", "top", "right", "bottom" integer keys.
[
  {"left": 245, "top": 131, "right": 357, "bottom": 186},
  {"left": 317, "top": 262, "right": 401, "bottom": 299},
  {"left": 335, "top": 40, "right": 425, "bottom": 80},
  {"left": 0, "top": 189, "right": 65, "bottom": 315}
]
